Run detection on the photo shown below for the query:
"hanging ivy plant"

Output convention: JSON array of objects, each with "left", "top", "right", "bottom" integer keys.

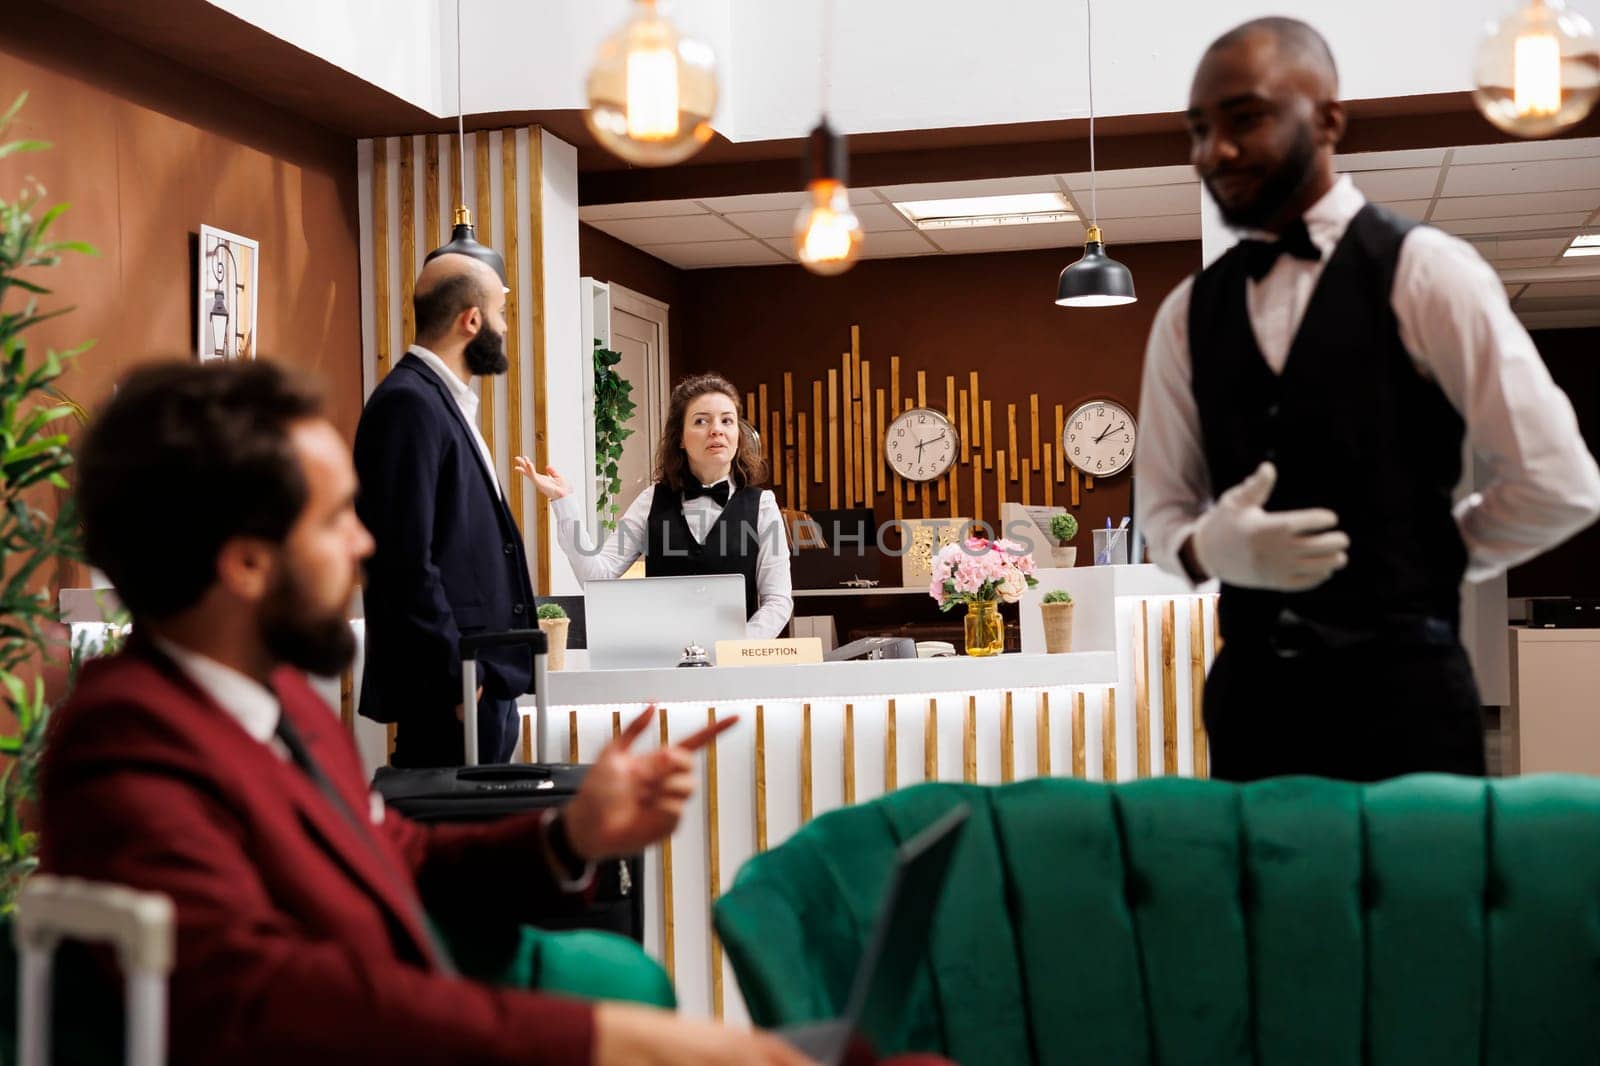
[{"left": 594, "top": 340, "right": 637, "bottom": 530}]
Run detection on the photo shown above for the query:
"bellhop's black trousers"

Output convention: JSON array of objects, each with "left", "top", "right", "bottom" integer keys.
[{"left": 1202, "top": 629, "right": 1487, "bottom": 783}]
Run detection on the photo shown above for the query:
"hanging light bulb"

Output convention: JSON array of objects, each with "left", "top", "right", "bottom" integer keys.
[
  {"left": 1056, "top": 0, "right": 1135, "bottom": 308},
  {"left": 795, "top": 121, "right": 865, "bottom": 275},
  {"left": 426, "top": 0, "right": 506, "bottom": 285},
  {"left": 585, "top": 0, "right": 718, "bottom": 166},
  {"left": 1473, "top": 0, "right": 1600, "bottom": 137}
]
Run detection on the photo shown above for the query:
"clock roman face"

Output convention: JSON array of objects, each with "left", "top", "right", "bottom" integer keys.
[
  {"left": 1063, "top": 399, "right": 1137, "bottom": 477},
  {"left": 886, "top": 408, "right": 958, "bottom": 482}
]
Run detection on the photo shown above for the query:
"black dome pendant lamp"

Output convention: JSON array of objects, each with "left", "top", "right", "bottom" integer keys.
[
  {"left": 425, "top": 0, "right": 508, "bottom": 285},
  {"left": 1056, "top": 0, "right": 1135, "bottom": 308}
]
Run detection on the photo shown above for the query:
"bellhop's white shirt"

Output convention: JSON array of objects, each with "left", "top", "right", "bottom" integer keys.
[
  {"left": 1136, "top": 176, "right": 1600, "bottom": 585},
  {"left": 553, "top": 481, "right": 794, "bottom": 639}
]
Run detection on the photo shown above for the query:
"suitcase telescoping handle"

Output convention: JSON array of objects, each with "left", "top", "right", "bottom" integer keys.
[{"left": 459, "top": 629, "right": 549, "bottom": 767}]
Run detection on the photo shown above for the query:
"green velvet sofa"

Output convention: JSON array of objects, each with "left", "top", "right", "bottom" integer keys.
[{"left": 714, "top": 775, "right": 1600, "bottom": 1065}]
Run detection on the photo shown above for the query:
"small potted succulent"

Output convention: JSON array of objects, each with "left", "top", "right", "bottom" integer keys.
[
  {"left": 1040, "top": 589, "right": 1075, "bottom": 653},
  {"left": 1047, "top": 512, "right": 1079, "bottom": 568},
  {"left": 537, "top": 602, "right": 570, "bottom": 671}
]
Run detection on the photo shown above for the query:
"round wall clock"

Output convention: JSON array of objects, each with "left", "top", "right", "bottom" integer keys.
[
  {"left": 1062, "top": 399, "right": 1137, "bottom": 477},
  {"left": 885, "top": 407, "right": 959, "bottom": 482}
]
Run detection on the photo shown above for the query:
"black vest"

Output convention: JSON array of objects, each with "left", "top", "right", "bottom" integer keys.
[
  {"left": 644, "top": 483, "right": 763, "bottom": 617},
  {"left": 1190, "top": 204, "right": 1467, "bottom": 642}
]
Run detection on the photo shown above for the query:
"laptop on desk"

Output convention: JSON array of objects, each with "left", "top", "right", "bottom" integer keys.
[
  {"left": 777, "top": 804, "right": 971, "bottom": 1065},
  {"left": 583, "top": 573, "right": 746, "bottom": 670}
]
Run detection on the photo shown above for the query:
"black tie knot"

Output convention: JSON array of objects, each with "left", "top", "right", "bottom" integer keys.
[
  {"left": 1239, "top": 218, "right": 1322, "bottom": 281},
  {"left": 683, "top": 480, "right": 731, "bottom": 506}
]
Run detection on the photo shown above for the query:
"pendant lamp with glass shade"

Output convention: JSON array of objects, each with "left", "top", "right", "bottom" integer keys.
[
  {"left": 425, "top": 0, "right": 507, "bottom": 285},
  {"left": 586, "top": 0, "right": 718, "bottom": 166},
  {"left": 1472, "top": 0, "right": 1599, "bottom": 137},
  {"left": 795, "top": 0, "right": 865, "bottom": 275},
  {"left": 1056, "top": 0, "right": 1136, "bottom": 308}
]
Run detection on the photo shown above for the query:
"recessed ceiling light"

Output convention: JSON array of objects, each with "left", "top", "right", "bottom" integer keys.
[
  {"left": 894, "top": 192, "right": 1077, "bottom": 230},
  {"left": 1562, "top": 234, "right": 1600, "bottom": 257}
]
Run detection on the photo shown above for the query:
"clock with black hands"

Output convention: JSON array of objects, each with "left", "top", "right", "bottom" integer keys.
[
  {"left": 1063, "top": 398, "right": 1137, "bottom": 477},
  {"left": 885, "top": 407, "right": 959, "bottom": 482}
]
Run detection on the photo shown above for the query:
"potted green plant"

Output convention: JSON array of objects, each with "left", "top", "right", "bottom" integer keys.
[
  {"left": 1047, "top": 512, "right": 1079, "bottom": 568},
  {"left": 1040, "top": 589, "right": 1075, "bottom": 653},
  {"left": 536, "top": 602, "right": 570, "bottom": 671}
]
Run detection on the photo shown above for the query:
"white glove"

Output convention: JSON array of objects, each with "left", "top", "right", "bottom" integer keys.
[{"left": 1191, "top": 462, "right": 1350, "bottom": 591}]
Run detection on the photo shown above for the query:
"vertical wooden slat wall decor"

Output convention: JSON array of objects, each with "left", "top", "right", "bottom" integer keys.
[
  {"left": 874, "top": 390, "right": 887, "bottom": 487},
  {"left": 860, "top": 362, "right": 874, "bottom": 500},
  {"left": 982, "top": 401, "right": 994, "bottom": 472},
  {"left": 958, "top": 389, "right": 971, "bottom": 466},
  {"left": 1044, "top": 445, "right": 1055, "bottom": 507},
  {"left": 770, "top": 413, "right": 782, "bottom": 497},
  {"left": 827, "top": 370, "right": 839, "bottom": 508},
  {"left": 522, "top": 725, "right": 533, "bottom": 764},
  {"left": 995, "top": 451, "right": 1007, "bottom": 512},
  {"left": 1029, "top": 394, "right": 1041, "bottom": 471},
  {"left": 812, "top": 381, "right": 823, "bottom": 481},
  {"left": 924, "top": 698, "right": 938, "bottom": 782},
  {"left": 904, "top": 397, "right": 916, "bottom": 505},
  {"left": 841, "top": 354, "right": 855, "bottom": 506},
  {"left": 1071, "top": 467, "right": 1081, "bottom": 507},
  {"left": 746, "top": 391, "right": 757, "bottom": 425},
  {"left": 1035, "top": 692, "right": 1051, "bottom": 776},
  {"left": 1007, "top": 404, "right": 1020, "bottom": 480},
  {"left": 502, "top": 133, "right": 526, "bottom": 541},
  {"left": 1072, "top": 691, "right": 1088, "bottom": 778},
  {"left": 800, "top": 703, "right": 813, "bottom": 823},
  {"left": 1084, "top": 475, "right": 1094, "bottom": 491},
  {"left": 843, "top": 703, "right": 856, "bottom": 805},
  {"left": 1001, "top": 691, "right": 1015, "bottom": 783},
  {"left": 1021, "top": 458, "right": 1033, "bottom": 506},
  {"left": 445, "top": 134, "right": 460, "bottom": 243},
  {"left": 851, "top": 330, "right": 864, "bottom": 503},
  {"left": 1102, "top": 688, "right": 1118, "bottom": 781},
  {"left": 1190, "top": 601, "right": 1208, "bottom": 779},
  {"left": 972, "top": 460, "right": 984, "bottom": 536},
  {"left": 1054, "top": 404, "right": 1066, "bottom": 482},
  {"left": 372, "top": 139, "right": 391, "bottom": 381},
  {"left": 754, "top": 705, "right": 767, "bottom": 851},
  {"left": 1161, "top": 601, "right": 1179, "bottom": 775},
  {"left": 797, "top": 421, "right": 810, "bottom": 510},
  {"left": 569, "top": 711, "right": 579, "bottom": 762},
  {"left": 1134, "top": 601, "right": 1151, "bottom": 777},
  {"left": 474, "top": 133, "right": 496, "bottom": 471},
  {"left": 704, "top": 707, "right": 723, "bottom": 1019},
  {"left": 969, "top": 371, "right": 982, "bottom": 454},
  {"left": 659, "top": 711, "right": 675, "bottom": 980},
  {"left": 526, "top": 130, "right": 551, "bottom": 590},
  {"left": 398, "top": 137, "right": 417, "bottom": 347},
  {"left": 783, "top": 373, "right": 796, "bottom": 509},
  {"left": 890, "top": 357, "right": 901, "bottom": 422},
  {"left": 963, "top": 696, "right": 977, "bottom": 784},
  {"left": 758, "top": 383, "right": 770, "bottom": 471},
  {"left": 884, "top": 699, "right": 898, "bottom": 792},
  {"left": 423, "top": 134, "right": 440, "bottom": 253}
]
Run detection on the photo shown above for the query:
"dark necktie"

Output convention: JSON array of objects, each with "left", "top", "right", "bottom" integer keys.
[
  {"left": 683, "top": 480, "right": 731, "bottom": 506},
  {"left": 273, "top": 712, "right": 457, "bottom": 975},
  {"left": 1238, "top": 218, "right": 1322, "bottom": 281}
]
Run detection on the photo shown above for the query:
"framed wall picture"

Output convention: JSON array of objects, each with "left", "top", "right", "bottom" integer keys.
[{"left": 197, "top": 225, "right": 259, "bottom": 362}]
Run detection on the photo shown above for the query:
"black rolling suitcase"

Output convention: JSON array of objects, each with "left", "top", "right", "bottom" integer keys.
[{"left": 372, "top": 630, "right": 643, "bottom": 942}]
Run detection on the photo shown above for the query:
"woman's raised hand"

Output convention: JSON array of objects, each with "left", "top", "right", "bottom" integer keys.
[{"left": 513, "top": 456, "right": 570, "bottom": 500}]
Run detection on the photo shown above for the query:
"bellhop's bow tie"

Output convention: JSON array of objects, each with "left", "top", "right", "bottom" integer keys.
[
  {"left": 683, "top": 481, "right": 731, "bottom": 506},
  {"left": 1238, "top": 218, "right": 1322, "bottom": 281}
]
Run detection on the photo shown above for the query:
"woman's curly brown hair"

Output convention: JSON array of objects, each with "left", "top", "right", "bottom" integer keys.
[{"left": 653, "top": 373, "right": 770, "bottom": 493}]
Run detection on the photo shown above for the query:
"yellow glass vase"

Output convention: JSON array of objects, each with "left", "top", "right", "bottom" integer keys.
[{"left": 963, "top": 600, "right": 1004, "bottom": 657}]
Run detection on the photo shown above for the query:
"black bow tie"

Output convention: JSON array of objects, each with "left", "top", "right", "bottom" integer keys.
[
  {"left": 683, "top": 481, "right": 731, "bottom": 506},
  {"left": 1238, "top": 218, "right": 1322, "bottom": 281}
]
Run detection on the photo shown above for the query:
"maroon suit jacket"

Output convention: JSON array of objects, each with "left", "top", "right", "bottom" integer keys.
[{"left": 39, "top": 638, "right": 596, "bottom": 1065}]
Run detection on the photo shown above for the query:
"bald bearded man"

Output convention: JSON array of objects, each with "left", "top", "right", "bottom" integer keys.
[
  {"left": 355, "top": 253, "right": 535, "bottom": 767},
  {"left": 1135, "top": 18, "right": 1600, "bottom": 781}
]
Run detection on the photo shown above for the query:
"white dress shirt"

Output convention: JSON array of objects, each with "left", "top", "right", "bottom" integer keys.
[
  {"left": 151, "top": 635, "right": 286, "bottom": 756},
  {"left": 1136, "top": 175, "right": 1600, "bottom": 585},
  {"left": 410, "top": 344, "right": 502, "bottom": 500},
  {"left": 553, "top": 481, "right": 795, "bottom": 639}
]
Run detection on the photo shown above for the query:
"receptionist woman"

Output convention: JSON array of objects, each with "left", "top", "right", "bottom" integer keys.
[{"left": 516, "top": 373, "right": 794, "bottom": 639}]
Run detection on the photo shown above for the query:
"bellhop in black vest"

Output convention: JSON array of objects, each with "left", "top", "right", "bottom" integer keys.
[
  {"left": 1189, "top": 205, "right": 1485, "bottom": 782},
  {"left": 643, "top": 481, "right": 763, "bottom": 617}
]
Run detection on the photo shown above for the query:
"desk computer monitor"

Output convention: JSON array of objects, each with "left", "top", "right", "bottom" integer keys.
[{"left": 583, "top": 574, "right": 747, "bottom": 670}]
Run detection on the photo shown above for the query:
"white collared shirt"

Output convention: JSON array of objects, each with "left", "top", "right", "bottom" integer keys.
[
  {"left": 151, "top": 635, "right": 286, "bottom": 759},
  {"left": 551, "top": 480, "right": 795, "bottom": 640},
  {"left": 409, "top": 344, "right": 503, "bottom": 500},
  {"left": 1136, "top": 175, "right": 1600, "bottom": 585}
]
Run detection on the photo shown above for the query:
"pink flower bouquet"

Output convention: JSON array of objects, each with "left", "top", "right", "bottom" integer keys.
[{"left": 927, "top": 536, "right": 1039, "bottom": 611}]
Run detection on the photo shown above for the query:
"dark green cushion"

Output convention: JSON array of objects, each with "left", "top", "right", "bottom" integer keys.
[{"left": 715, "top": 774, "right": 1600, "bottom": 1065}]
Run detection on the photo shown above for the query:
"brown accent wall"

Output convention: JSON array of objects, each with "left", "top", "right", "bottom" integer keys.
[
  {"left": 578, "top": 222, "right": 687, "bottom": 363},
  {"left": 677, "top": 241, "right": 1201, "bottom": 579},
  {"left": 1, "top": 6, "right": 363, "bottom": 443}
]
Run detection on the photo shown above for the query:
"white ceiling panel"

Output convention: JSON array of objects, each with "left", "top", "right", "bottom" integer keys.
[
  {"left": 1089, "top": 182, "right": 1201, "bottom": 219},
  {"left": 589, "top": 213, "right": 746, "bottom": 245},
  {"left": 924, "top": 220, "right": 1085, "bottom": 253},
  {"left": 876, "top": 174, "right": 1062, "bottom": 204},
  {"left": 1061, "top": 164, "right": 1196, "bottom": 190},
  {"left": 1488, "top": 256, "right": 1569, "bottom": 270},
  {"left": 1431, "top": 188, "right": 1600, "bottom": 219},
  {"left": 1099, "top": 213, "right": 1203, "bottom": 243},
  {"left": 720, "top": 210, "right": 794, "bottom": 239},
  {"left": 857, "top": 230, "right": 945, "bottom": 258},
  {"left": 854, "top": 203, "right": 915, "bottom": 231},
  {"left": 695, "top": 187, "right": 880, "bottom": 214},
  {"left": 1377, "top": 199, "right": 1432, "bottom": 221},
  {"left": 1521, "top": 278, "right": 1600, "bottom": 299},
  {"left": 1474, "top": 236, "right": 1571, "bottom": 261},
  {"left": 1434, "top": 211, "right": 1594, "bottom": 236},
  {"left": 1450, "top": 137, "right": 1600, "bottom": 166},
  {"left": 1346, "top": 168, "right": 1440, "bottom": 201},
  {"left": 1443, "top": 157, "right": 1600, "bottom": 197},
  {"left": 1334, "top": 148, "right": 1449, "bottom": 172},
  {"left": 579, "top": 200, "right": 705, "bottom": 222},
  {"left": 639, "top": 240, "right": 787, "bottom": 268}
]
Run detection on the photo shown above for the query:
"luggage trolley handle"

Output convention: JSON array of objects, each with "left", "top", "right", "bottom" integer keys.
[{"left": 459, "top": 629, "right": 549, "bottom": 767}]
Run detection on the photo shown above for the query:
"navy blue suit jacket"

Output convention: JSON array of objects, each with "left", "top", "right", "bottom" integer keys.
[{"left": 354, "top": 353, "right": 535, "bottom": 725}]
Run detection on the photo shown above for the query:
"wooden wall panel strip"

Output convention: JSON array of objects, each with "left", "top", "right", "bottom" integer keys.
[
  {"left": 1001, "top": 691, "right": 1015, "bottom": 783},
  {"left": 398, "top": 136, "right": 416, "bottom": 348},
  {"left": 1043, "top": 444, "right": 1055, "bottom": 507},
  {"left": 1036, "top": 691, "right": 1051, "bottom": 777},
  {"left": 949, "top": 442, "right": 960, "bottom": 518},
  {"left": 843, "top": 703, "right": 856, "bottom": 806},
  {"left": 801, "top": 703, "right": 813, "bottom": 823},
  {"left": 1072, "top": 690, "right": 1087, "bottom": 778},
  {"left": 982, "top": 400, "right": 994, "bottom": 471},
  {"left": 851, "top": 330, "right": 864, "bottom": 504},
  {"left": 502, "top": 131, "right": 526, "bottom": 542},
  {"left": 759, "top": 383, "right": 770, "bottom": 470},
  {"left": 875, "top": 390, "right": 886, "bottom": 489},
  {"left": 746, "top": 390, "right": 756, "bottom": 425},
  {"left": 885, "top": 699, "right": 898, "bottom": 792},
  {"left": 755, "top": 705, "right": 767, "bottom": 851},
  {"left": 372, "top": 139, "right": 391, "bottom": 381},
  {"left": 705, "top": 707, "right": 723, "bottom": 1019},
  {"left": 1007, "top": 404, "right": 1019, "bottom": 480},
  {"left": 569, "top": 710, "right": 579, "bottom": 762},
  {"left": 969, "top": 371, "right": 981, "bottom": 453},
  {"left": 1054, "top": 404, "right": 1066, "bottom": 483},
  {"left": 770, "top": 413, "right": 782, "bottom": 500},
  {"left": 1021, "top": 458, "right": 1032, "bottom": 506},
  {"left": 423, "top": 134, "right": 441, "bottom": 252},
  {"left": 827, "top": 370, "right": 839, "bottom": 508},
  {"left": 1134, "top": 600, "right": 1151, "bottom": 777},
  {"left": 916, "top": 370, "right": 927, "bottom": 409},
  {"left": 860, "top": 362, "right": 874, "bottom": 499},
  {"left": 1189, "top": 600, "right": 1208, "bottom": 779},
  {"left": 1070, "top": 467, "right": 1080, "bottom": 507},
  {"left": 613, "top": 711, "right": 622, "bottom": 738},
  {"left": 1102, "top": 687, "right": 1117, "bottom": 782},
  {"left": 1084, "top": 475, "right": 1094, "bottom": 491},
  {"left": 783, "top": 373, "right": 796, "bottom": 509},
  {"left": 890, "top": 356, "right": 901, "bottom": 421},
  {"left": 812, "top": 381, "right": 824, "bottom": 481},
  {"left": 958, "top": 388, "right": 971, "bottom": 465},
  {"left": 797, "top": 420, "right": 809, "bottom": 511},
  {"left": 972, "top": 460, "right": 984, "bottom": 537},
  {"left": 963, "top": 696, "right": 977, "bottom": 784},
  {"left": 1029, "top": 394, "right": 1041, "bottom": 471},
  {"left": 841, "top": 354, "right": 855, "bottom": 506},
  {"left": 522, "top": 721, "right": 533, "bottom": 763},
  {"left": 904, "top": 398, "right": 916, "bottom": 505},
  {"left": 924, "top": 698, "right": 938, "bottom": 782},
  {"left": 995, "top": 451, "right": 1007, "bottom": 512},
  {"left": 919, "top": 478, "right": 930, "bottom": 518},
  {"left": 659, "top": 711, "right": 675, "bottom": 980},
  {"left": 475, "top": 140, "right": 495, "bottom": 484},
  {"left": 1161, "top": 601, "right": 1178, "bottom": 775},
  {"left": 446, "top": 133, "right": 461, "bottom": 228}
]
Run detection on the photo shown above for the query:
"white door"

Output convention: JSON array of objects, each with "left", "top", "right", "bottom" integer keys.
[{"left": 608, "top": 286, "right": 670, "bottom": 522}]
